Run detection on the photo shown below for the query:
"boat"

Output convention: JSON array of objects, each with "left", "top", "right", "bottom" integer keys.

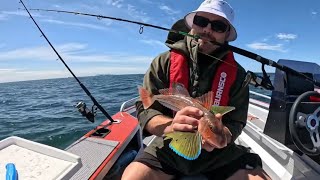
[
  {"left": 2, "top": 1, "right": 320, "bottom": 178},
  {"left": 1, "top": 58, "right": 320, "bottom": 180}
]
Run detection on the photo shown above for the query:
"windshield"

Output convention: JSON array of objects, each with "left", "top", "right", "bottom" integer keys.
[{"left": 278, "top": 59, "right": 320, "bottom": 83}]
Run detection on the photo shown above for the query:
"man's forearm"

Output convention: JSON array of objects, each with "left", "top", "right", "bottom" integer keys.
[{"left": 145, "top": 115, "right": 172, "bottom": 137}]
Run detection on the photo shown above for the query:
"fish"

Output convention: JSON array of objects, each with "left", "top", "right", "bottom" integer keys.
[{"left": 139, "top": 83, "right": 235, "bottom": 160}]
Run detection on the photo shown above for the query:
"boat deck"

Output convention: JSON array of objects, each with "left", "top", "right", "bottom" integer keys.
[{"left": 66, "top": 137, "right": 119, "bottom": 180}]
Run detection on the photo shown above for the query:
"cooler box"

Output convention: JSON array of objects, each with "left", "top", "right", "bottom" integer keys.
[{"left": 0, "top": 136, "right": 82, "bottom": 180}]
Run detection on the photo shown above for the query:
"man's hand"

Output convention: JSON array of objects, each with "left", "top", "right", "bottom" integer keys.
[
  {"left": 163, "top": 106, "right": 203, "bottom": 134},
  {"left": 162, "top": 107, "right": 232, "bottom": 152}
]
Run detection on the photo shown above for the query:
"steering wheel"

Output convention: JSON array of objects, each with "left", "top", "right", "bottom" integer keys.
[{"left": 289, "top": 91, "right": 320, "bottom": 156}]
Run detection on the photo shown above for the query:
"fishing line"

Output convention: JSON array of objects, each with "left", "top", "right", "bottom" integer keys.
[
  {"left": 25, "top": 9, "right": 275, "bottom": 90},
  {"left": 27, "top": 9, "right": 250, "bottom": 75},
  {"left": 165, "top": 38, "right": 240, "bottom": 70},
  {"left": 19, "top": 0, "right": 116, "bottom": 123},
  {"left": 29, "top": 8, "right": 320, "bottom": 88},
  {"left": 28, "top": 8, "right": 240, "bottom": 71}
]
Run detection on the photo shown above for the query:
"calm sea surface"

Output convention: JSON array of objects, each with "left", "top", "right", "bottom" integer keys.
[{"left": 0, "top": 74, "right": 271, "bottom": 149}]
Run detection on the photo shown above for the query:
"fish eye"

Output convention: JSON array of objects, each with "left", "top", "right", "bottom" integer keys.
[{"left": 209, "top": 124, "right": 218, "bottom": 132}]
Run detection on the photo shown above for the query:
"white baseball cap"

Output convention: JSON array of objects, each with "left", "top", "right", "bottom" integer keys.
[{"left": 184, "top": 0, "right": 237, "bottom": 41}]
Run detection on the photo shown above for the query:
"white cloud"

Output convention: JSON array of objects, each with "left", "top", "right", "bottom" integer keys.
[
  {"left": 140, "top": 39, "right": 167, "bottom": 49},
  {"left": 0, "top": 43, "right": 152, "bottom": 63},
  {"left": 1, "top": 10, "right": 43, "bottom": 18},
  {"left": 127, "top": 4, "right": 150, "bottom": 22},
  {"left": 0, "top": 67, "right": 146, "bottom": 83},
  {"left": 159, "top": 5, "right": 179, "bottom": 15},
  {"left": 63, "top": 54, "right": 152, "bottom": 63},
  {"left": 312, "top": 11, "right": 318, "bottom": 15},
  {"left": 0, "top": 46, "right": 56, "bottom": 61},
  {"left": 55, "top": 43, "right": 88, "bottom": 53},
  {"left": 0, "top": 43, "right": 90, "bottom": 62},
  {"left": 0, "top": 14, "right": 8, "bottom": 20},
  {"left": 41, "top": 19, "right": 109, "bottom": 31},
  {"left": 104, "top": 1, "right": 149, "bottom": 22},
  {"left": 0, "top": 43, "right": 152, "bottom": 83},
  {"left": 262, "top": 38, "right": 269, "bottom": 42},
  {"left": 106, "top": 0, "right": 124, "bottom": 8},
  {"left": 276, "top": 33, "right": 297, "bottom": 40},
  {"left": 140, "top": 0, "right": 153, "bottom": 4},
  {"left": 0, "top": 68, "right": 15, "bottom": 72},
  {"left": 261, "top": 35, "right": 272, "bottom": 42},
  {"left": 247, "top": 42, "right": 287, "bottom": 52},
  {"left": 0, "top": 68, "right": 69, "bottom": 83},
  {"left": 53, "top": 5, "right": 62, "bottom": 8}
]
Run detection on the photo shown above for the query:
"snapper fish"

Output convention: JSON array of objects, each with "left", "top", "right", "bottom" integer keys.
[{"left": 139, "top": 83, "right": 235, "bottom": 160}]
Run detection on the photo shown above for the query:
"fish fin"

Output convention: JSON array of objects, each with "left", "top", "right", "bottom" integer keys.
[
  {"left": 165, "top": 132, "right": 201, "bottom": 160},
  {"left": 138, "top": 86, "right": 154, "bottom": 109},
  {"left": 159, "top": 83, "right": 190, "bottom": 97},
  {"left": 159, "top": 88, "right": 173, "bottom": 95},
  {"left": 195, "top": 91, "right": 214, "bottom": 110},
  {"left": 210, "top": 106, "right": 235, "bottom": 116},
  {"left": 172, "top": 83, "right": 190, "bottom": 96}
]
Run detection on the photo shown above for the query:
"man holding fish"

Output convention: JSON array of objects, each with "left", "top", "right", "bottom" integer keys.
[{"left": 123, "top": 0, "right": 271, "bottom": 179}]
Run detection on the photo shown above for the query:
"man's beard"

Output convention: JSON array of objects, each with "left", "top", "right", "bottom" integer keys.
[
  {"left": 194, "top": 33, "right": 218, "bottom": 54},
  {"left": 196, "top": 33, "right": 216, "bottom": 43}
]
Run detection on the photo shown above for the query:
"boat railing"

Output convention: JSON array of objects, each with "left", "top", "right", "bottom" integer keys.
[
  {"left": 249, "top": 90, "right": 271, "bottom": 100},
  {"left": 249, "top": 90, "right": 271, "bottom": 109},
  {"left": 120, "top": 97, "right": 139, "bottom": 114},
  {"left": 245, "top": 120, "right": 288, "bottom": 151}
]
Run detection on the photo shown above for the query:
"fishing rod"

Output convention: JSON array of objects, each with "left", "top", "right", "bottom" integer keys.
[
  {"left": 28, "top": 8, "right": 198, "bottom": 39},
  {"left": 211, "top": 41, "right": 320, "bottom": 88},
  {"left": 29, "top": 8, "right": 320, "bottom": 88},
  {"left": 19, "top": 0, "right": 116, "bottom": 123}
]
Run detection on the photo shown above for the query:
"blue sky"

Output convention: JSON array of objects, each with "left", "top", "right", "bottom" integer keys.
[{"left": 1, "top": 0, "right": 319, "bottom": 83}]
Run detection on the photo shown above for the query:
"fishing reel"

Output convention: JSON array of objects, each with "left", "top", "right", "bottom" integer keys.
[
  {"left": 75, "top": 101, "right": 97, "bottom": 123},
  {"left": 246, "top": 64, "right": 274, "bottom": 91}
]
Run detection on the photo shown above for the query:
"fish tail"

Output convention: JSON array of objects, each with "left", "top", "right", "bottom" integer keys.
[
  {"left": 138, "top": 86, "right": 155, "bottom": 109},
  {"left": 210, "top": 106, "right": 235, "bottom": 116},
  {"left": 164, "top": 131, "right": 201, "bottom": 160}
]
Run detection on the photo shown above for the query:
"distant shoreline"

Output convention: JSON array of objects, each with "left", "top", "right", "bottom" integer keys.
[{"left": 0, "top": 74, "right": 146, "bottom": 84}]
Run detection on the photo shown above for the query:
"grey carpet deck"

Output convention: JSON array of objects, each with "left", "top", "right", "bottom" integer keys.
[{"left": 66, "top": 137, "right": 119, "bottom": 180}]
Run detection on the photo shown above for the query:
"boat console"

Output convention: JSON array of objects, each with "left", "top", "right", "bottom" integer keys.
[{"left": 264, "top": 59, "right": 320, "bottom": 161}]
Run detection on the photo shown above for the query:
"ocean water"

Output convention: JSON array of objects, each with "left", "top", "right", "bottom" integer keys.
[
  {"left": 0, "top": 74, "right": 271, "bottom": 149},
  {"left": 0, "top": 74, "right": 144, "bottom": 149}
]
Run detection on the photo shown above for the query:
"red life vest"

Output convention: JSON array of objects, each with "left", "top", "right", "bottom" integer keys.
[{"left": 169, "top": 49, "right": 237, "bottom": 106}]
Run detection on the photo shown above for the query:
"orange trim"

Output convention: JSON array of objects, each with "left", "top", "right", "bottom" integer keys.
[
  {"left": 85, "top": 112, "right": 139, "bottom": 180},
  {"left": 169, "top": 51, "right": 238, "bottom": 106},
  {"left": 247, "top": 114, "right": 258, "bottom": 121},
  {"left": 170, "top": 50, "right": 189, "bottom": 88},
  {"left": 211, "top": 52, "right": 237, "bottom": 106}
]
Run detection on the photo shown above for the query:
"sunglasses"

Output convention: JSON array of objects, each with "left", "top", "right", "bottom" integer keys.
[{"left": 193, "top": 15, "right": 229, "bottom": 33}]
